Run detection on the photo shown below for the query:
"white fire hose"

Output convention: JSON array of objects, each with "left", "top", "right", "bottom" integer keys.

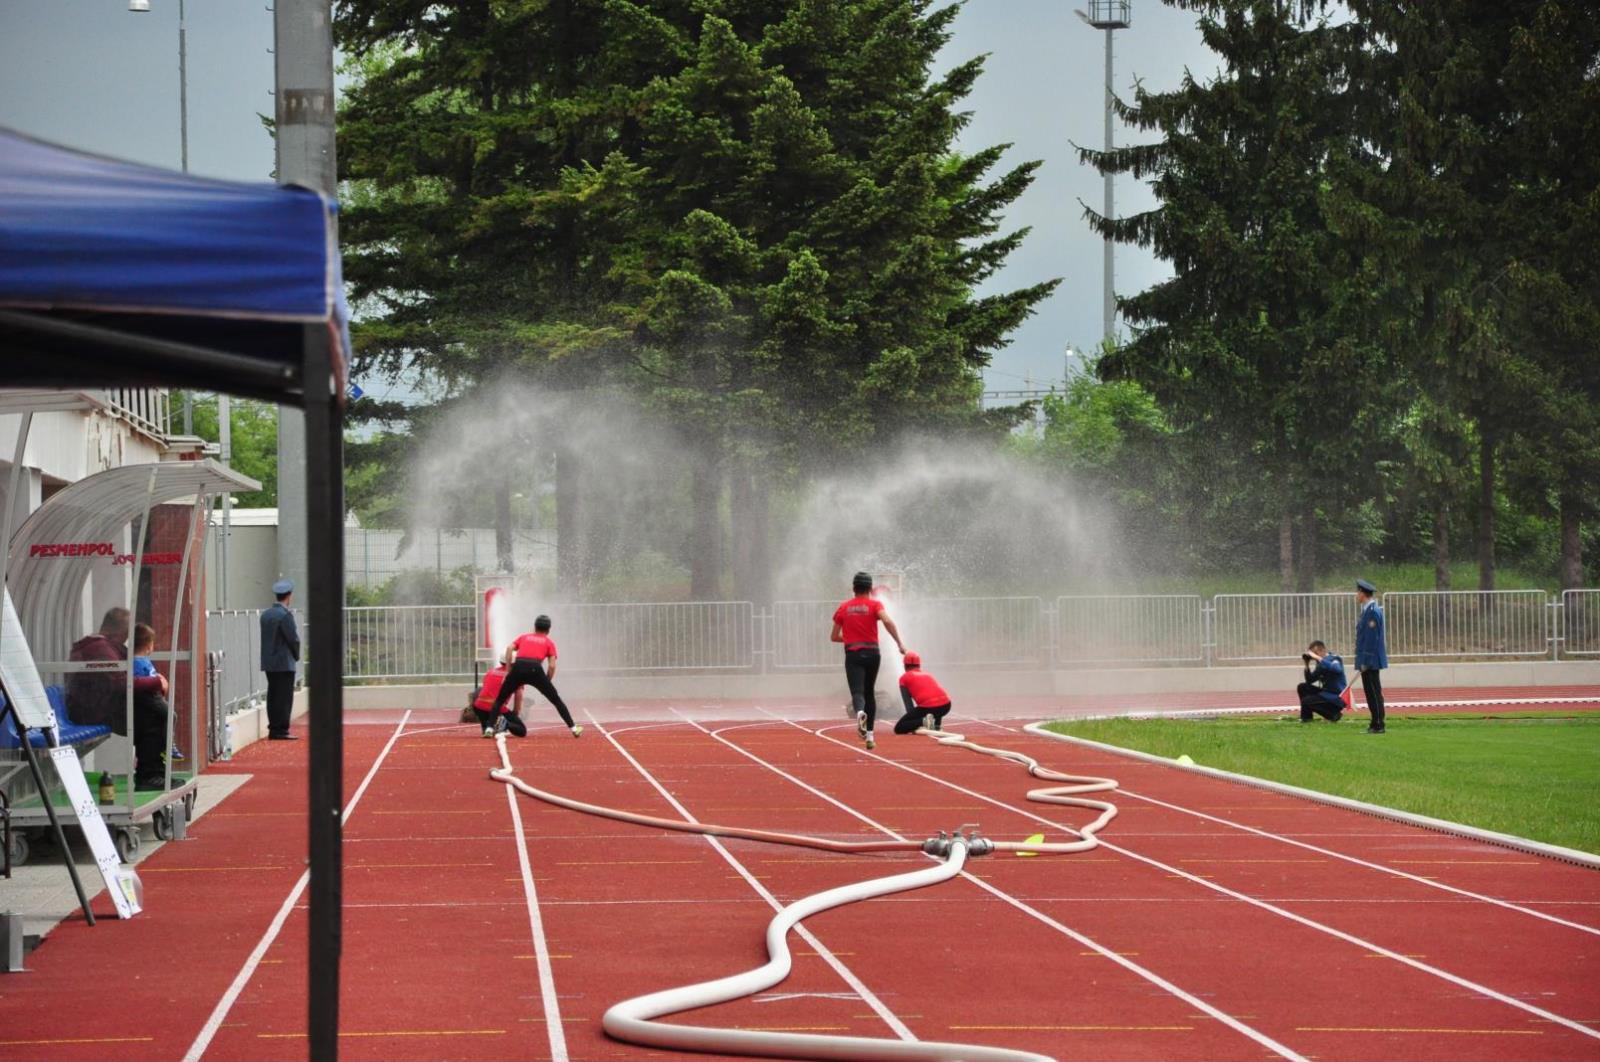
[{"left": 490, "top": 720, "right": 1114, "bottom": 1061}]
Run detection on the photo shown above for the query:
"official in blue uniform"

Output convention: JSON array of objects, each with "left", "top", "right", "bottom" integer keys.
[
  {"left": 1298, "top": 640, "right": 1347, "bottom": 722},
  {"left": 1354, "top": 578, "right": 1387, "bottom": 733},
  {"left": 260, "top": 578, "right": 301, "bottom": 740}
]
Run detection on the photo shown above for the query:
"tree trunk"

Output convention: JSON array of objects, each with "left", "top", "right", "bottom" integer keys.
[
  {"left": 730, "top": 462, "right": 772, "bottom": 605},
  {"left": 689, "top": 436, "right": 724, "bottom": 601},
  {"left": 555, "top": 444, "right": 585, "bottom": 598},
  {"left": 1477, "top": 432, "right": 1495, "bottom": 592},
  {"left": 1559, "top": 493, "right": 1584, "bottom": 591},
  {"left": 1294, "top": 516, "right": 1317, "bottom": 593},
  {"left": 1433, "top": 498, "right": 1451, "bottom": 591},
  {"left": 1278, "top": 512, "right": 1295, "bottom": 594},
  {"left": 494, "top": 473, "right": 514, "bottom": 573}
]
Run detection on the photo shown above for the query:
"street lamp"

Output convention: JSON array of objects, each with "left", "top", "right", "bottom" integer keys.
[
  {"left": 128, "top": 0, "right": 187, "bottom": 174},
  {"left": 1075, "top": 2, "right": 1131, "bottom": 348}
]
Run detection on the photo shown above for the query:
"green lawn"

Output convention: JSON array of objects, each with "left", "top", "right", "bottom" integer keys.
[{"left": 1042, "top": 714, "right": 1600, "bottom": 855}]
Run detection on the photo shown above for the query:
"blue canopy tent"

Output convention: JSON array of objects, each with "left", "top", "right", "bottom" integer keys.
[{"left": 0, "top": 127, "right": 348, "bottom": 1048}]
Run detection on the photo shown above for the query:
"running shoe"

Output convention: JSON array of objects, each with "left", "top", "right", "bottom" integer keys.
[
  {"left": 482, "top": 726, "right": 495, "bottom": 739},
  {"left": 570, "top": 725, "right": 584, "bottom": 739},
  {"left": 170, "top": 744, "right": 186, "bottom": 762},
  {"left": 856, "top": 710, "right": 868, "bottom": 739},
  {"left": 864, "top": 733, "right": 876, "bottom": 751}
]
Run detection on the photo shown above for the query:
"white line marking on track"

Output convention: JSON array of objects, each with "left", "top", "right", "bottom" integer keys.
[
  {"left": 702, "top": 709, "right": 1310, "bottom": 1061},
  {"left": 507, "top": 770, "right": 568, "bottom": 1060},
  {"left": 182, "top": 711, "right": 413, "bottom": 1062},
  {"left": 798, "top": 721, "right": 1600, "bottom": 1043},
  {"left": 585, "top": 709, "right": 921, "bottom": 1046},
  {"left": 973, "top": 720, "right": 1600, "bottom": 936}
]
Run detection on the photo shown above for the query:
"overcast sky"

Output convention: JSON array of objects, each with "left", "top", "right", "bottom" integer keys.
[{"left": 0, "top": 0, "right": 1218, "bottom": 392}]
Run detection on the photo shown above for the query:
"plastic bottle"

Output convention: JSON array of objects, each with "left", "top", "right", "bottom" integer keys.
[
  {"left": 98, "top": 770, "right": 116, "bottom": 803},
  {"left": 222, "top": 720, "right": 234, "bottom": 761}
]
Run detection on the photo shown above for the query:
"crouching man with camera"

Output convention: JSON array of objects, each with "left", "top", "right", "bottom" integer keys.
[{"left": 1297, "top": 640, "right": 1348, "bottom": 723}]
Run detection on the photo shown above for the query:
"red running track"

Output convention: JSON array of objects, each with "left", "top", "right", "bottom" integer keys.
[{"left": 1, "top": 698, "right": 1597, "bottom": 1060}]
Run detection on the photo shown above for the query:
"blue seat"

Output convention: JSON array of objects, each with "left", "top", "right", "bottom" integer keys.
[{"left": 0, "top": 685, "right": 113, "bottom": 750}]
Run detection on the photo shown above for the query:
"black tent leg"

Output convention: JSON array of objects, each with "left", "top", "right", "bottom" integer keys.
[
  {"left": 303, "top": 323, "right": 344, "bottom": 1059},
  {"left": 8, "top": 712, "right": 95, "bottom": 926}
]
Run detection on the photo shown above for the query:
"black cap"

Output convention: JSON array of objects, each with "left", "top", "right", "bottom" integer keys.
[
  {"left": 534, "top": 614, "right": 552, "bottom": 631},
  {"left": 1355, "top": 579, "right": 1376, "bottom": 594},
  {"left": 852, "top": 571, "right": 872, "bottom": 593}
]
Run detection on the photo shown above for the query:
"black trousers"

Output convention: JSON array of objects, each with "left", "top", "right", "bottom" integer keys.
[
  {"left": 132, "top": 692, "right": 170, "bottom": 781},
  {"left": 844, "top": 648, "right": 881, "bottom": 728},
  {"left": 473, "top": 707, "right": 527, "bottom": 737},
  {"left": 894, "top": 701, "right": 951, "bottom": 734},
  {"left": 265, "top": 670, "right": 295, "bottom": 737},
  {"left": 1296, "top": 683, "right": 1342, "bottom": 722},
  {"left": 1361, "top": 669, "right": 1386, "bottom": 730},
  {"left": 491, "top": 660, "right": 575, "bottom": 728}
]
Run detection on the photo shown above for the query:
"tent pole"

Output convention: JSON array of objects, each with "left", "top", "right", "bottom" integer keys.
[{"left": 303, "top": 323, "right": 344, "bottom": 1059}]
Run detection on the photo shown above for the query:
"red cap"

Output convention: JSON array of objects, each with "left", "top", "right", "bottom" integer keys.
[{"left": 903, "top": 651, "right": 921, "bottom": 668}]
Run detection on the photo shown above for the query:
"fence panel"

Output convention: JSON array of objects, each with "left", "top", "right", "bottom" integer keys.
[
  {"left": 1562, "top": 590, "right": 1600, "bottom": 657},
  {"left": 1386, "top": 590, "right": 1550, "bottom": 659},
  {"left": 344, "top": 605, "right": 477, "bottom": 680},
  {"left": 1056, "top": 595, "right": 1205, "bottom": 666},
  {"left": 772, "top": 597, "right": 1045, "bottom": 669},
  {"left": 205, "top": 609, "right": 265, "bottom": 711},
  {"left": 1213, "top": 593, "right": 1356, "bottom": 662},
  {"left": 552, "top": 601, "right": 755, "bottom": 672}
]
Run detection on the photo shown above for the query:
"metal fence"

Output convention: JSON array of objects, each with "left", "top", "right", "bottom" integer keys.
[
  {"left": 1057, "top": 595, "right": 1205, "bottom": 666},
  {"left": 1562, "top": 589, "right": 1600, "bottom": 657},
  {"left": 1212, "top": 593, "right": 1360, "bottom": 663},
  {"left": 345, "top": 605, "right": 477, "bottom": 680},
  {"left": 205, "top": 608, "right": 305, "bottom": 711},
  {"left": 1386, "top": 590, "right": 1550, "bottom": 658},
  {"left": 770, "top": 597, "right": 1043, "bottom": 670},
  {"left": 207, "top": 587, "right": 1597, "bottom": 684}
]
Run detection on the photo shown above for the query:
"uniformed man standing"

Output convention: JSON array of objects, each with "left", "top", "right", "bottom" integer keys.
[
  {"left": 1353, "top": 578, "right": 1387, "bottom": 734},
  {"left": 260, "top": 578, "right": 301, "bottom": 740}
]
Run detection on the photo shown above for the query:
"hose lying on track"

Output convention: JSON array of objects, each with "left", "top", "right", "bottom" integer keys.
[
  {"left": 490, "top": 722, "right": 1115, "bottom": 1062},
  {"left": 917, "top": 726, "right": 1118, "bottom": 853}
]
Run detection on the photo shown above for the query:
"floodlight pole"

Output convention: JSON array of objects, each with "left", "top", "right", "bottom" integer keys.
[
  {"left": 273, "top": 2, "right": 340, "bottom": 1058},
  {"left": 1101, "top": 24, "right": 1114, "bottom": 345}
]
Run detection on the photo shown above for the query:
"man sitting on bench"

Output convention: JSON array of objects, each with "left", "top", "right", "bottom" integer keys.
[{"left": 68, "top": 607, "right": 170, "bottom": 788}]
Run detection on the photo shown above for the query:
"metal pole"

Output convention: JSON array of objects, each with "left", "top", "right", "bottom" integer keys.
[
  {"left": 274, "top": 0, "right": 336, "bottom": 674},
  {"left": 219, "top": 394, "right": 231, "bottom": 608},
  {"left": 178, "top": 0, "right": 188, "bottom": 173},
  {"left": 302, "top": 324, "right": 345, "bottom": 1062},
  {"left": 1102, "top": 26, "right": 1116, "bottom": 346}
]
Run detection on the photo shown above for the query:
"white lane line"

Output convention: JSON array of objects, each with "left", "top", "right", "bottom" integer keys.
[
  {"left": 507, "top": 773, "right": 568, "bottom": 1060},
  {"left": 973, "top": 720, "right": 1600, "bottom": 936},
  {"left": 706, "top": 710, "right": 1308, "bottom": 1061},
  {"left": 183, "top": 711, "right": 413, "bottom": 1062},
  {"left": 586, "top": 711, "right": 920, "bottom": 1045},
  {"left": 799, "top": 722, "right": 1600, "bottom": 1043}
]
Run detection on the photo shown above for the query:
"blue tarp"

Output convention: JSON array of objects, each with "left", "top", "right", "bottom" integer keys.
[{"left": 0, "top": 126, "right": 348, "bottom": 373}]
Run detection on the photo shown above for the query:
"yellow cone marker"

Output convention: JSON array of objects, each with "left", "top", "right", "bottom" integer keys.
[
  {"left": 1016, "top": 832, "right": 1045, "bottom": 857},
  {"left": 1175, "top": 754, "right": 1195, "bottom": 766}
]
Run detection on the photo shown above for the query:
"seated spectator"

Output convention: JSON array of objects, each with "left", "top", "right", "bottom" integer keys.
[
  {"left": 1297, "top": 639, "right": 1347, "bottom": 723},
  {"left": 131, "top": 623, "right": 174, "bottom": 788},
  {"left": 67, "top": 608, "right": 169, "bottom": 787}
]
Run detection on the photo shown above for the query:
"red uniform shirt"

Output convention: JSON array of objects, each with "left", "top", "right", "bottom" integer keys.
[
  {"left": 513, "top": 632, "right": 558, "bottom": 662},
  {"left": 833, "top": 596, "right": 886, "bottom": 649},
  {"left": 474, "top": 666, "right": 511, "bottom": 711},
  {"left": 899, "top": 669, "right": 949, "bottom": 708}
]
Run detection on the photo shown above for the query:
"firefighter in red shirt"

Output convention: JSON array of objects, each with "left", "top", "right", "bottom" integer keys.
[
  {"left": 830, "top": 571, "right": 906, "bottom": 750},
  {"left": 489, "top": 614, "right": 582, "bottom": 738},
  {"left": 893, "top": 652, "right": 951, "bottom": 734},
  {"left": 471, "top": 648, "right": 527, "bottom": 738}
]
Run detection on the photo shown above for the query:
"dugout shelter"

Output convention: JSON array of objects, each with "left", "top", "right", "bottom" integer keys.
[{"left": 0, "top": 127, "right": 348, "bottom": 1053}]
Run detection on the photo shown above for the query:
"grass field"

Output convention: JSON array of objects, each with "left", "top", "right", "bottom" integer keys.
[{"left": 1042, "top": 714, "right": 1600, "bottom": 855}]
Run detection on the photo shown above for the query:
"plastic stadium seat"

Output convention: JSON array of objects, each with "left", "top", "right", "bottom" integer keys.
[{"left": 0, "top": 686, "right": 112, "bottom": 750}]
